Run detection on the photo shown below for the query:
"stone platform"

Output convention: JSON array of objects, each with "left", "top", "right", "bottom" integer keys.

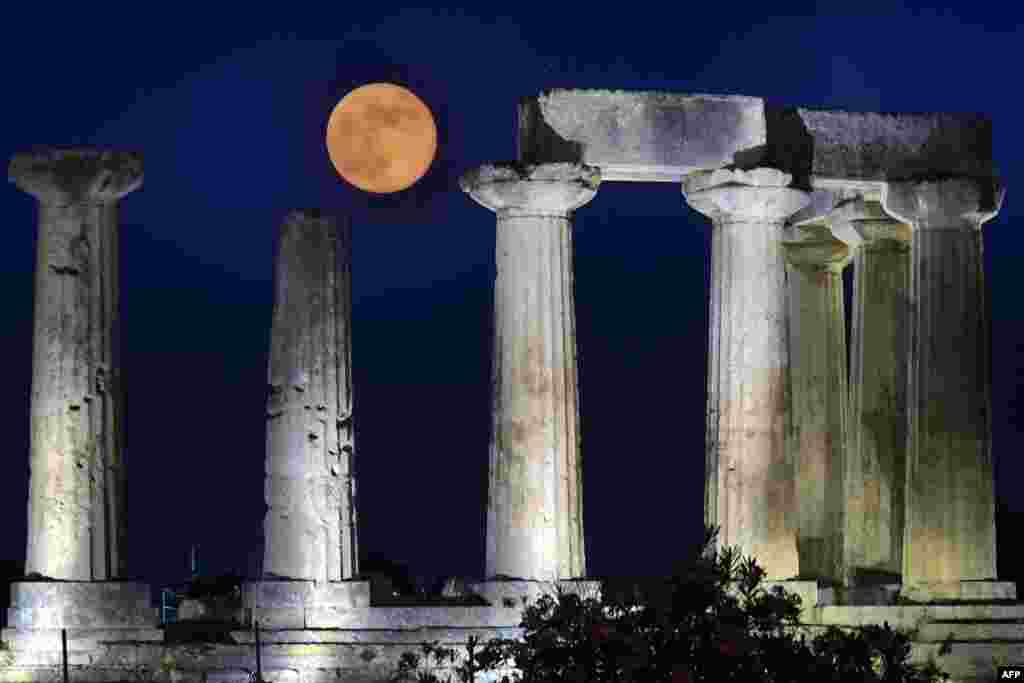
[
  {"left": 243, "top": 580, "right": 370, "bottom": 629},
  {"left": 0, "top": 598, "right": 1023, "bottom": 682},
  {"left": 465, "top": 578, "right": 602, "bottom": 609},
  {"left": 4, "top": 581, "right": 159, "bottom": 631}
]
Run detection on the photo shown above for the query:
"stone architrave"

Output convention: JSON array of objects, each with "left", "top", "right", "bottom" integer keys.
[
  {"left": 9, "top": 148, "right": 142, "bottom": 582},
  {"left": 459, "top": 162, "right": 599, "bottom": 582},
  {"left": 828, "top": 199, "right": 912, "bottom": 586},
  {"left": 882, "top": 178, "right": 1008, "bottom": 601},
  {"left": 683, "top": 167, "right": 811, "bottom": 581},
  {"left": 782, "top": 228, "right": 851, "bottom": 584},
  {"left": 264, "top": 210, "right": 357, "bottom": 582}
]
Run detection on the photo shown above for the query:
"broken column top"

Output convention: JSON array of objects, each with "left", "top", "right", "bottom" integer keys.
[
  {"left": 518, "top": 88, "right": 995, "bottom": 185},
  {"left": 9, "top": 147, "right": 143, "bottom": 205}
]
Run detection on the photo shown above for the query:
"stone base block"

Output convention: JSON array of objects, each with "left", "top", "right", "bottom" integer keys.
[
  {"left": 177, "top": 598, "right": 245, "bottom": 624},
  {"left": 899, "top": 580, "right": 1017, "bottom": 603},
  {"left": 0, "top": 628, "right": 164, "bottom": 650},
  {"left": 242, "top": 580, "right": 370, "bottom": 629},
  {"left": 836, "top": 583, "right": 902, "bottom": 606},
  {"left": 466, "top": 579, "right": 602, "bottom": 609},
  {"left": 808, "top": 603, "right": 1024, "bottom": 631},
  {"left": 6, "top": 582, "right": 157, "bottom": 630}
]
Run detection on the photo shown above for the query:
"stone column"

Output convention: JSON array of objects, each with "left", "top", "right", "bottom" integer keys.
[
  {"left": 9, "top": 148, "right": 142, "bottom": 582},
  {"left": 243, "top": 210, "right": 369, "bottom": 630},
  {"left": 4, "top": 148, "right": 158, "bottom": 635},
  {"left": 882, "top": 178, "right": 1013, "bottom": 601},
  {"left": 459, "top": 162, "right": 598, "bottom": 584},
  {"left": 829, "top": 199, "right": 911, "bottom": 592},
  {"left": 781, "top": 228, "right": 851, "bottom": 584},
  {"left": 263, "top": 210, "right": 358, "bottom": 582},
  {"left": 683, "top": 168, "right": 811, "bottom": 581}
]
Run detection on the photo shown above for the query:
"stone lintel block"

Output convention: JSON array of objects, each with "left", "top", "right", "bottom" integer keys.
[
  {"left": 242, "top": 580, "right": 370, "bottom": 609},
  {"left": 900, "top": 580, "right": 1017, "bottom": 603},
  {"left": 9, "top": 147, "right": 143, "bottom": 205},
  {"left": 465, "top": 579, "right": 603, "bottom": 609},
  {"left": 517, "top": 89, "right": 996, "bottom": 185},
  {"left": 794, "top": 108, "right": 995, "bottom": 183},
  {"left": 518, "top": 89, "right": 766, "bottom": 182},
  {"left": 9, "top": 581, "right": 151, "bottom": 609},
  {"left": 306, "top": 606, "right": 524, "bottom": 629}
]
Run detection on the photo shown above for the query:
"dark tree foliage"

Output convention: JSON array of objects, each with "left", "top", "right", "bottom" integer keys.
[{"left": 391, "top": 527, "right": 952, "bottom": 683}]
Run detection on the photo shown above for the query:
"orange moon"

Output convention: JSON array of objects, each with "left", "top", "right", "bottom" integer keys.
[{"left": 325, "top": 83, "right": 437, "bottom": 194}]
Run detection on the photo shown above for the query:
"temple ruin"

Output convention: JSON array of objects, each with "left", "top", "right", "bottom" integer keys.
[{"left": 0, "top": 88, "right": 1014, "bottom": 682}]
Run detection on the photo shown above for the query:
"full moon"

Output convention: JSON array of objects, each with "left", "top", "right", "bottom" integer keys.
[{"left": 325, "top": 83, "right": 437, "bottom": 194}]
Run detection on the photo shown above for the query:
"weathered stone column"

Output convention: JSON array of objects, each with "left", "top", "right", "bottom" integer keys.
[
  {"left": 242, "top": 210, "right": 369, "bottom": 630},
  {"left": 4, "top": 148, "right": 158, "bottom": 635},
  {"left": 459, "top": 162, "right": 598, "bottom": 584},
  {"left": 9, "top": 148, "right": 142, "bottom": 582},
  {"left": 263, "top": 210, "right": 358, "bottom": 582},
  {"left": 683, "top": 168, "right": 810, "bottom": 581},
  {"left": 781, "top": 228, "right": 851, "bottom": 584},
  {"left": 882, "top": 178, "right": 1013, "bottom": 601},
  {"left": 829, "top": 199, "right": 911, "bottom": 591}
]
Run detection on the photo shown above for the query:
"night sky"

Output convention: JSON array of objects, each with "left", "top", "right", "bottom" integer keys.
[{"left": 1, "top": 4, "right": 1021, "bottom": 597}]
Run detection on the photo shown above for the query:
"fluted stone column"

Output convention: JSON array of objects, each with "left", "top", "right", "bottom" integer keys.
[
  {"left": 683, "top": 168, "right": 810, "bottom": 581},
  {"left": 829, "top": 199, "right": 911, "bottom": 589},
  {"left": 782, "top": 229, "right": 851, "bottom": 584},
  {"left": 882, "top": 178, "right": 1012, "bottom": 601},
  {"left": 243, "top": 210, "right": 369, "bottom": 630},
  {"left": 9, "top": 148, "right": 142, "bottom": 582},
  {"left": 4, "top": 148, "right": 158, "bottom": 634},
  {"left": 460, "top": 163, "right": 598, "bottom": 584},
  {"left": 263, "top": 210, "right": 358, "bottom": 582}
]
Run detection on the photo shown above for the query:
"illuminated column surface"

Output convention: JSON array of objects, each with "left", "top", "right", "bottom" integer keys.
[
  {"left": 882, "top": 177, "right": 1011, "bottom": 601},
  {"left": 683, "top": 168, "right": 811, "bottom": 580},
  {"left": 263, "top": 210, "right": 358, "bottom": 582},
  {"left": 829, "top": 199, "right": 912, "bottom": 587},
  {"left": 460, "top": 162, "right": 598, "bottom": 582},
  {"left": 782, "top": 227, "right": 851, "bottom": 584},
  {"left": 9, "top": 148, "right": 141, "bottom": 581}
]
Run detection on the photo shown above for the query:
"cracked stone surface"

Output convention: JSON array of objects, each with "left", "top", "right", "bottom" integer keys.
[
  {"left": 264, "top": 210, "right": 357, "bottom": 582},
  {"left": 8, "top": 147, "right": 142, "bottom": 581}
]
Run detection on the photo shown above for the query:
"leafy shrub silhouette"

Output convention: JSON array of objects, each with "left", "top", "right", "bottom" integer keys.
[{"left": 391, "top": 526, "right": 952, "bottom": 683}]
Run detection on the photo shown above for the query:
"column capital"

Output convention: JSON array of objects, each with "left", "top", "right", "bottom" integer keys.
[
  {"left": 782, "top": 235, "right": 851, "bottom": 271},
  {"left": 827, "top": 198, "right": 911, "bottom": 249},
  {"left": 682, "top": 167, "right": 810, "bottom": 222},
  {"left": 9, "top": 147, "right": 143, "bottom": 206},
  {"left": 459, "top": 162, "right": 600, "bottom": 216},
  {"left": 881, "top": 177, "right": 1005, "bottom": 231}
]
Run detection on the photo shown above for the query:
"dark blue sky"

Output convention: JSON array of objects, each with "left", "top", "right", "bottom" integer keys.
[{"left": 1, "top": 3, "right": 1021, "bottom": 593}]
